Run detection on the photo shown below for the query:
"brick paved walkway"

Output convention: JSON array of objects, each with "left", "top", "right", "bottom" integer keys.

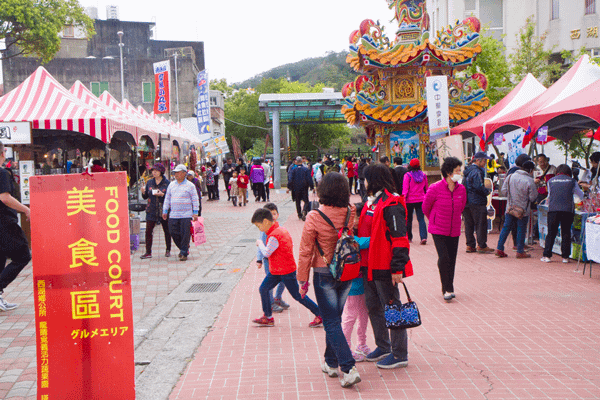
[
  {"left": 171, "top": 196, "right": 600, "bottom": 400},
  {"left": 0, "top": 187, "right": 289, "bottom": 399}
]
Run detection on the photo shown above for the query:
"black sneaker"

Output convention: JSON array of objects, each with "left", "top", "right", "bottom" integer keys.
[{"left": 140, "top": 253, "right": 152, "bottom": 259}]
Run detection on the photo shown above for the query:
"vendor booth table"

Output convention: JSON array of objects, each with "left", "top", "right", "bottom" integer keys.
[{"left": 584, "top": 219, "right": 600, "bottom": 277}]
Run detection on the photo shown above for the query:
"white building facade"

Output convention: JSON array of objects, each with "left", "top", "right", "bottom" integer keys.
[{"left": 430, "top": 0, "right": 600, "bottom": 58}]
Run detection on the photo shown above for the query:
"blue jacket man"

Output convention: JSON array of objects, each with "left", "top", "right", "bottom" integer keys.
[{"left": 462, "top": 152, "right": 494, "bottom": 253}]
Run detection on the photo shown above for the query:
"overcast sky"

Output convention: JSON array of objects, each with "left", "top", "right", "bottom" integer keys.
[{"left": 81, "top": 0, "right": 396, "bottom": 84}]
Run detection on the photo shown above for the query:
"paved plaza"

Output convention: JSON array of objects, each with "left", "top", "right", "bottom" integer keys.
[{"left": 0, "top": 188, "right": 599, "bottom": 399}]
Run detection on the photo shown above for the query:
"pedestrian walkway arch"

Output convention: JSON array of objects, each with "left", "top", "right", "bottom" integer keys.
[{"left": 258, "top": 92, "right": 347, "bottom": 188}]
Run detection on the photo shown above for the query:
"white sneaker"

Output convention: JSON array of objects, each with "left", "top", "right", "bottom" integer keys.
[
  {"left": 321, "top": 362, "right": 338, "bottom": 377},
  {"left": 562, "top": 258, "right": 569, "bottom": 264},
  {"left": 340, "top": 366, "right": 361, "bottom": 388},
  {"left": 0, "top": 295, "right": 18, "bottom": 311},
  {"left": 540, "top": 257, "right": 552, "bottom": 263}
]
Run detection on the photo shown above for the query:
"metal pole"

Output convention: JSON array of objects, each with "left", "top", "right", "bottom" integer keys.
[
  {"left": 174, "top": 53, "right": 180, "bottom": 122},
  {"left": 273, "top": 111, "right": 281, "bottom": 189},
  {"left": 117, "top": 31, "right": 125, "bottom": 101}
]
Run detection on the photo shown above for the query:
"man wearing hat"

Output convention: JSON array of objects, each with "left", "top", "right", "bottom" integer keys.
[
  {"left": 140, "top": 163, "right": 172, "bottom": 259},
  {"left": 162, "top": 164, "right": 200, "bottom": 261},
  {"left": 462, "top": 152, "right": 494, "bottom": 254}
]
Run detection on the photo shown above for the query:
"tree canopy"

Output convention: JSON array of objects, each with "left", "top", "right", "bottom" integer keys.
[
  {"left": 0, "top": 0, "right": 95, "bottom": 63},
  {"left": 216, "top": 78, "right": 351, "bottom": 158}
]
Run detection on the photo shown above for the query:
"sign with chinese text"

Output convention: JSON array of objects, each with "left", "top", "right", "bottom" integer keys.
[
  {"left": 426, "top": 76, "right": 450, "bottom": 140},
  {"left": 30, "top": 172, "right": 135, "bottom": 400},
  {"left": 153, "top": 60, "right": 171, "bottom": 114},
  {"left": 196, "top": 70, "right": 211, "bottom": 135},
  {"left": 19, "top": 160, "right": 33, "bottom": 204},
  {"left": 0, "top": 121, "right": 32, "bottom": 145},
  {"left": 505, "top": 128, "right": 525, "bottom": 168},
  {"left": 537, "top": 126, "right": 548, "bottom": 143},
  {"left": 493, "top": 132, "right": 503, "bottom": 146},
  {"left": 436, "top": 135, "right": 464, "bottom": 166}
]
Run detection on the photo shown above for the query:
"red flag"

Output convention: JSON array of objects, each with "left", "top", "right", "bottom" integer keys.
[
  {"left": 479, "top": 138, "right": 486, "bottom": 151},
  {"left": 593, "top": 126, "right": 600, "bottom": 141},
  {"left": 231, "top": 135, "right": 242, "bottom": 160},
  {"left": 521, "top": 125, "right": 533, "bottom": 148}
]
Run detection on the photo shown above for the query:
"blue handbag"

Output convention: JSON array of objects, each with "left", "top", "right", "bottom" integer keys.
[{"left": 384, "top": 282, "right": 422, "bottom": 330}]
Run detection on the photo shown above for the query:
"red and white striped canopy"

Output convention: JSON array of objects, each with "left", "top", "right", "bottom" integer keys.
[
  {"left": 70, "top": 81, "right": 157, "bottom": 145},
  {"left": 0, "top": 67, "right": 125, "bottom": 143}
]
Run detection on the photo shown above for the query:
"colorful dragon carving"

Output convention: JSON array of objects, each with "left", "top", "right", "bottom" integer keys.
[
  {"left": 387, "top": 0, "right": 430, "bottom": 44},
  {"left": 434, "top": 17, "right": 481, "bottom": 50}
]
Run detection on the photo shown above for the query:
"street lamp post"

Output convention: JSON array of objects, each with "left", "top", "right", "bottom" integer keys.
[{"left": 117, "top": 31, "right": 125, "bottom": 101}]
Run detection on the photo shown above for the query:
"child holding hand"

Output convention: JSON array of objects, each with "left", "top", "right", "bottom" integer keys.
[
  {"left": 251, "top": 208, "right": 322, "bottom": 327},
  {"left": 230, "top": 171, "right": 239, "bottom": 206}
]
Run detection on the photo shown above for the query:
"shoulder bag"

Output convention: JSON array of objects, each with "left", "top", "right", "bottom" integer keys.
[
  {"left": 384, "top": 282, "right": 422, "bottom": 330},
  {"left": 506, "top": 175, "right": 526, "bottom": 219}
]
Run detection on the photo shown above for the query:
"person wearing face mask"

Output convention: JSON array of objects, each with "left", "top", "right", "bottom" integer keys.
[{"left": 422, "top": 157, "right": 467, "bottom": 301}]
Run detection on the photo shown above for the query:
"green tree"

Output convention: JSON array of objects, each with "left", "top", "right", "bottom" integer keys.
[
  {"left": 209, "top": 78, "right": 234, "bottom": 97},
  {"left": 509, "top": 16, "right": 561, "bottom": 86},
  {"left": 465, "top": 27, "right": 511, "bottom": 105},
  {"left": 554, "top": 132, "right": 598, "bottom": 168},
  {"left": 0, "top": 0, "right": 95, "bottom": 63}
]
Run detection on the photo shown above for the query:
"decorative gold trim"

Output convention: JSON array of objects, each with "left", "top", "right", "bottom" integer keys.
[{"left": 390, "top": 76, "right": 419, "bottom": 105}]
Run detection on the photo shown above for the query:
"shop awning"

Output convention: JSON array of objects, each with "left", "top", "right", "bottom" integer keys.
[
  {"left": 450, "top": 74, "right": 546, "bottom": 141},
  {"left": 484, "top": 55, "right": 600, "bottom": 136},
  {"left": 0, "top": 67, "right": 128, "bottom": 144}
]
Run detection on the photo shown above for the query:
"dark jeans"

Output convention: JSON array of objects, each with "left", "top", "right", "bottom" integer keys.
[
  {"left": 264, "top": 182, "right": 270, "bottom": 200},
  {"left": 497, "top": 214, "right": 528, "bottom": 253},
  {"left": 348, "top": 177, "right": 355, "bottom": 194},
  {"left": 363, "top": 274, "right": 408, "bottom": 360},
  {"left": 295, "top": 188, "right": 310, "bottom": 217},
  {"left": 259, "top": 271, "right": 320, "bottom": 318},
  {"left": 313, "top": 273, "right": 354, "bottom": 373},
  {"left": 214, "top": 176, "right": 220, "bottom": 199},
  {"left": 0, "top": 218, "right": 31, "bottom": 292},
  {"left": 145, "top": 218, "right": 171, "bottom": 254},
  {"left": 432, "top": 234, "right": 459, "bottom": 294},
  {"left": 223, "top": 174, "right": 232, "bottom": 199},
  {"left": 207, "top": 184, "right": 216, "bottom": 200},
  {"left": 463, "top": 203, "right": 489, "bottom": 248},
  {"left": 168, "top": 217, "right": 191, "bottom": 256},
  {"left": 406, "top": 202, "right": 427, "bottom": 241},
  {"left": 253, "top": 182, "right": 266, "bottom": 201},
  {"left": 544, "top": 211, "right": 574, "bottom": 259}
]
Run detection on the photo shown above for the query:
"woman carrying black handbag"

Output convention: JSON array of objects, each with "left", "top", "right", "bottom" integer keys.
[{"left": 358, "top": 163, "right": 414, "bottom": 369}]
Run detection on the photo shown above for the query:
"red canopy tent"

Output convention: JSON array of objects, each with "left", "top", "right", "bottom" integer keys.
[
  {"left": 484, "top": 55, "right": 600, "bottom": 137},
  {"left": 0, "top": 67, "right": 131, "bottom": 144},
  {"left": 529, "top": 77, "right": 600, "bottom": 141},
  {"left": 451, "top": 73, "right": 546, "bottom": 144}
]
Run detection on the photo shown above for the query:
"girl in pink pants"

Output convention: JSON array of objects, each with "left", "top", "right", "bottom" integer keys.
[{"left": 342, "top": 273, "right": 371, "bottom": 361}]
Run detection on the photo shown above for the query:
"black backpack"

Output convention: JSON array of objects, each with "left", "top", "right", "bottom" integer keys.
[{"left": 314, "top": 207, "right": 361, "bottom": 281}]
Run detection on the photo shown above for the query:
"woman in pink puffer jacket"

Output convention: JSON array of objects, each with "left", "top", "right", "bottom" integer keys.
[
  {"left": 402, "top": 158, "right": 429, "bottom": 244},
  {"left": 422, "top": 157, "right": 467, "bottom": 302}
]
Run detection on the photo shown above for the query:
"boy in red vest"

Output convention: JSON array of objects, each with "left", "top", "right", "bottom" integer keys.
[{"left": 251, "top": 208, "right": 322, "bottom": 327}]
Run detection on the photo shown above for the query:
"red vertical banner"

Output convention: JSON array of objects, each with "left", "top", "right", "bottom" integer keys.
[
  {"left": 153, "top": 60, "right": 170, "bottom": 114},
  {"left": 30, "top": 172, "right": 135, "bottom": 400}
]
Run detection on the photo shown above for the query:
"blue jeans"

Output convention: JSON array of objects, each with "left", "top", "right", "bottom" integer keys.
[
  {"left": 259, "top": 271, "right": 319, "bottom": 318},
  {"left": 264, "top": 262, "right": 285, "bottom": 302},
  {"left": 313, "top": 273, "right": 355, "bottom": 373},
  {"left": 406, "top": 202, "right": 427, "bottom": 241},
  {"left": 497, "top": 214, "right": 529, "bottom": 253}
]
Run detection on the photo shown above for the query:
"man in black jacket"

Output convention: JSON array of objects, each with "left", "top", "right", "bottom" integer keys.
[
  {"left": 393, "top": 157, "right": 407, "bottom": 194},
  {"left": 222, "top": 158, "right": 236, "bottom": 201},
  {"left": 289, "top": 161, "right": 314, "bottom": 220},
  {"left": 463, "top": 152, "right": 494, "bottom": 254}
]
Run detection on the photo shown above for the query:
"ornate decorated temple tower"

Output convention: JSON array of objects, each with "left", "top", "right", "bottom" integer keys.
[{"left": 342, "top": 0, "right": 489, "bottom": 170}]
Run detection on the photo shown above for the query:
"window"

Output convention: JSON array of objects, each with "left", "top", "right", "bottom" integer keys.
[
  {"left": 465, "top": 0, "right": 477, "bottom": 10},
  {"left": 210, "top": 96, "right": 217, "bottom": 106},
  {"left": 142, "top": 82, "right": 155, "bottom": 103},
  {"left": 551, "top": 0, "right": 559, "bottom": 19},
  {"left": 90, "top": 82, "right": 109, "bottom": 97},
  {"left": 63, "top": 26, "right": 74, "bottom": 38},
  {"left": 480, "top": 0, "right": 503, "bottom": 28},
  {"left": 586, "top": 0, "right": 596, "bottom": 14}
]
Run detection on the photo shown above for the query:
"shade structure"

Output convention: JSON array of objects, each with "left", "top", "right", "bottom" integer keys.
[
  {"left": 0, "top": 67, "right": 128, "bottom": 143},
  {"left": 528, "top": 78, "right": 600, "bottom": 141},
  {"left": 451, "top": 73, "right": 546, "bottom": 141},
  {"left": 484, "top": 55, "right": 600, "bottom": 137},
  {"left": 70, "top": 81, "right": 157, "bottom": 145}
]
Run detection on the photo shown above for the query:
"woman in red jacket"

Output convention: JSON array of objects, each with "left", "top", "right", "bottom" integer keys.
[
  {"left": 359, "top": 163, "right": 413, "bottom": 369},
  {"left": 422, "top": 157, "right": 466, "bottom": 301}
]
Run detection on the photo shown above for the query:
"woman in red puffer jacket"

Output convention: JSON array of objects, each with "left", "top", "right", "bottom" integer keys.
[{"left": 422, "top": 157, "right": 466, "bottom": 302}]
